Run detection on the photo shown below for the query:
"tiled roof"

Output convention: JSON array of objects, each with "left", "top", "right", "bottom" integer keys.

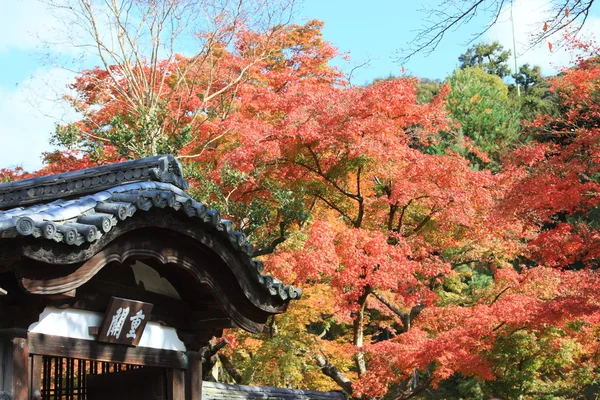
[{"left": 0, "top": 155, "right": 301, "bottom": 302}]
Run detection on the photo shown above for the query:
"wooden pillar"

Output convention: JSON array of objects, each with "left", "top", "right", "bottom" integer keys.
[
  {"left": 168, "top": 369, "right": 185, "bottom": 400},
  {"left": 185, "top": 351, "right": 202, "bottom": 400},
  {"left": 11, "top": 338, "right": 28, "bottom": 400},
  {"left": 167, "top": 369, "right": 185, "bottom": 400},
  {"left": 0, "top": 336, "right": 11, "bottom": 399},
  {"left": 0, "top": 336, "right": 29, "bottom": 400}
]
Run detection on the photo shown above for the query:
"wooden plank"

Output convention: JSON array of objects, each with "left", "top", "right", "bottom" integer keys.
[
  {"left": 168, "top": 369, "right": 185, "bottom": 400},
  {"left": 185, "top": 352, "right": 202, "bottom": 400},
  {"left": 11, "top": 338, "right": 28, "bottom": 400},
  {"left": 28, "top": 333, "right": 187, "bottom": 370},
  {"left": 30, "top": 355, "right": 42, "bottom": 400}
]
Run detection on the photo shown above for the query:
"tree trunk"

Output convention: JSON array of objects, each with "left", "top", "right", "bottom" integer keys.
[{"left": 353, "top": 289, "right": 370, "bottom": 378}]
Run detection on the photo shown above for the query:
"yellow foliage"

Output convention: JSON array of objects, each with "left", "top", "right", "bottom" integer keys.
[{"left": 470, "top": 93, "right": 482, "bottom": 103}]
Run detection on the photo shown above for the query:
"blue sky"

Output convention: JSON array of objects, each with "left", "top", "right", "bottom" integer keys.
[
  {"left": 0, "top": 1, "right": 484, "bottom": 90},
  {"left": 1, "top": 0, "right": 599, "bottom": 171},
  {"left": 297, "top": 0, "right": 482, "bottom": 85}
]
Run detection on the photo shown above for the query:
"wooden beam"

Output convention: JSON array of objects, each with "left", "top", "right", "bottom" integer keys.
[
  {"left": 28, "top": 333, "right": 188, "bottom": 370},
  {"left": 46, "top": 289, "right": 75, "bottom": 299},
  {"left": 75, "top": 279, "right": 232, "bottom": 330},
  {"left": 80, "top": 279, "right": 191, "bottom": 315},
  {"left": 19, "top": 229, "right": 274, "bottom": 333}
]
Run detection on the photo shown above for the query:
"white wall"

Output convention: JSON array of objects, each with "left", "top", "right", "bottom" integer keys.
[{"left": 28, "top": 307, "right": 186, "bottom": 352}]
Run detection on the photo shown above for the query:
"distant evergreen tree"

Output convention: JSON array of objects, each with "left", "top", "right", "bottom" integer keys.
[
  {"left": 511, "top": 63, "right": 558, "bottom": 122},
  {"left": 438, "top": 67, "right": 520, "bottom": 169},
  {"left": 459, "top": 41, "right": 512, "bottom": 78}
]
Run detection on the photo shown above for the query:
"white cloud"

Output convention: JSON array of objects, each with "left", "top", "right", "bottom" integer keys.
[
  {"left": 0, "top": 0, "right": 107, "bottom": 65},
  {"left": 0, "top": 67, "right": 78, "bottom": 171},
  {"left": 486, "top": 0, "right": 600, "bottom": 76},
  {"left": 0, "top": 1, "right": 88, "bottom": 171}
]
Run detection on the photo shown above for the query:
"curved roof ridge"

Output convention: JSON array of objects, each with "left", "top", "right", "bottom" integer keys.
[{"left": 0, "top": 155, "right": 188, "bottom": 210}]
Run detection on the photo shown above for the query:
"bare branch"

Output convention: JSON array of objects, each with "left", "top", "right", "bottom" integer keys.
[
  {"left": 253, "top": 221, "right": 288, "bottom": 256},
  {"left": 490, "top": 285, "right": 513, "bottom": 305},
  {"left": 399, "top": 0, "right": 488, "bottom": 63},
  {"left": 313, "top": 353, "right": 354, "bottom": 394},
  {"left": 372, "top": 290, "right": 425, "bottom": 333},
  {"left": 42, "top": 0, "right": 298, "bottom": 157},
  {"left": 400, "top": 0, "right": 597, "bottom": 63}
]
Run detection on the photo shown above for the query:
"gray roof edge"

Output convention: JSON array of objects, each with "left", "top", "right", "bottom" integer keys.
[
  {"left": 0, "top": 155, "right": 188, "bottom": 210},
  {"left": 202, "top": 381, "right": 347, "bottom": 400}
]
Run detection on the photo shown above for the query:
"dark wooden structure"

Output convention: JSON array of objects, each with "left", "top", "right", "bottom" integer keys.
[{"left": 0, "top": 155, "right": 301, "bottom": 400}]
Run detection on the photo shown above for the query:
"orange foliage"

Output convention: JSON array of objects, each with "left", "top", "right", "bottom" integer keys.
[{"left": 7, "top": 23, "right": 600, "bottom": 399}]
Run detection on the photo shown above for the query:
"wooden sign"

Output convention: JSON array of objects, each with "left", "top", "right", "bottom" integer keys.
[{"left": 97, "top": 297, "right": 153, "bottom": 346}]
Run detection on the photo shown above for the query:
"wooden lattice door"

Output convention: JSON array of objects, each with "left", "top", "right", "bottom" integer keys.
[
  {"left": 37, "top": 356, "right": 143, "bottom": 399},
  {"left": 87, "top": 367, "right": 167, "bottom": 400}
]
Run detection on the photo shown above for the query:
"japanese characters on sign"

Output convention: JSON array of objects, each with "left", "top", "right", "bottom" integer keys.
[{"left": 97, "top": 297, "right": 153, "bottom": 346}]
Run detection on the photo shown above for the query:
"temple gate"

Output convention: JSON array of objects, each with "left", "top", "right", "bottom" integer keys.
[{"left": 0, "top": 155, "right": 302, "bottom": 400}]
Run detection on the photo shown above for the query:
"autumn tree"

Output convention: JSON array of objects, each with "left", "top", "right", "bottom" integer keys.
[
  {"left": 214, "top": 52, "right": 599, "bottom": 397},
  {"left": 214, "top": 74, "right": 515, "bottom": 398},
  {"left": 46, "top": 0, "right": 297, "bottom": 161},
  {"left": 23, "top": 9, "right": 600, "bottom": 399},
  {"left": 505, "top": 38, "right": 600, "bottom": 269},
  {"left": 206, "top": 37, "right": 600, "bottom": 399},
  {"left": 462, "top": 38, "right": 600, "bottom": 398},
  {"left": 415, "top": 78, "right": 444, "bottom": 104},
  {"left": 0, "top": 168, "right": 25, "bottom": 183},
  {"left": 42, "top": 0, "right": 345, "bottom": 254},
  {"left": 191, "top": 49, "right": 549, "bottom": 398},
  {"left": 42, "top": 17, "right": 523, "bottom": 395}
]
